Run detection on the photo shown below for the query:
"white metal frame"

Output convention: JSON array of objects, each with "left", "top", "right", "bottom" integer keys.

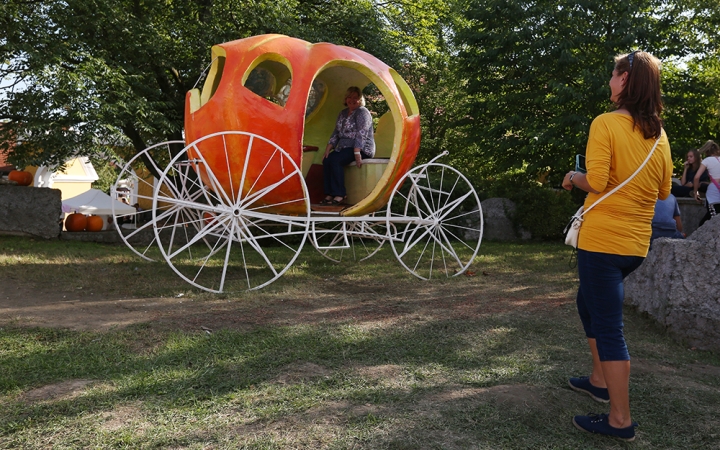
[{"left": 114, "top": 132, "right": 483, "bottom": 292}]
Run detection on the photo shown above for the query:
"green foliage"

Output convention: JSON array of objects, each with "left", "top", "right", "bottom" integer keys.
[
  {"left": 455, "top": 0, "right": 652, "bottom": 184},
  {"left": 0, "top": 0, "right": 413, "bottom": 168},
  {"left": 475, "top": 173, "right": 577, "bottom": 240},
  {"left": 510, "top": 186, "right": 578, "bottom": 241},
  {"left": 453, "top": 0, "right": 720, "bottom": 185},
  {"left": 663, "top": 56, "right": 720, "bottom": 165},
  {"left": 89, "top": 155, "right": 121, "bottom": 194},
  {"left": 2, "top": 0, "right": 718, "bottom": 187}
]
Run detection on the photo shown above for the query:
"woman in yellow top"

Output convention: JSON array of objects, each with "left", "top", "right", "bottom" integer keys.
[{"left": 562, "top": 51, "right": 673, "bottom": 441}]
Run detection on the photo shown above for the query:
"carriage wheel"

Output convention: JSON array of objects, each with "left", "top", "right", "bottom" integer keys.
[
  {"left": 112, "top": 140, "right": 187, "bottom": 261},
  {"left": 386, "top": 162, "right": 483, "bottom": 280},
  {"left": 152, "top": 131, "right": 310, "bottom": 293},
  {"left": 311, "top": 212, "right": 388, "bottom": 263}
]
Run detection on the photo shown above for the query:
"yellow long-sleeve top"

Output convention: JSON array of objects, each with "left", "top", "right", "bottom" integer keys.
[{"left": 578, "top": 112, "right": 673, "bottom": 257}]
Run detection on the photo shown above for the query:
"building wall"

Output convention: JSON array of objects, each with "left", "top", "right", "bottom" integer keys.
[{"left": 26, "top": 157, "right": 98, "bottom": 201}]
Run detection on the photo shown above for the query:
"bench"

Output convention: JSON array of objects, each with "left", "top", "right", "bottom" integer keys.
[{"left": 343, "top": 158, "right": 390, "bottom": 204}]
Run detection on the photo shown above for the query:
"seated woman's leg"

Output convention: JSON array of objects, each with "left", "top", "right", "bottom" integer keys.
[
  {"left": 323, "top": 147, "right": 356, "bottom": 198},
  {"left": 670, "top": 184, "right": 692, "bottom": 197}
]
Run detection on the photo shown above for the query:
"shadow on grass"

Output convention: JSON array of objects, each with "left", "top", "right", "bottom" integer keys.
[{"left": 2, "top": 309, "right": 719, "bottom": 448}]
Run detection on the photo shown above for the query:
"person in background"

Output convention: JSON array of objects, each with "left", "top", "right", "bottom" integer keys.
[
  {"left": 650, "top": 193, "right": 684, "bottom": 244},
  {"left": 671, "top": 148, "right": 708, "bottom": 197},
  {"left": 693, "top": 140, "right": 720, "bottom": 226},
  {"left": 561, "top": 50, "right": 673, "bottom": 441},
  {"left": 320, "top": 86, "right": 375, "bottom": 205}
]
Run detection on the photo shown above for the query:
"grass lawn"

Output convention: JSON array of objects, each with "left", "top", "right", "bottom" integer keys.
[{"left": 0, "top": 235, "right": 719, "bottom": 449}]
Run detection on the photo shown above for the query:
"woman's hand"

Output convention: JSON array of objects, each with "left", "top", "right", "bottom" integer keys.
[
  {"left": 562, "top": 170, "right": 599, "bottom": 194},
  {"left": 681, "top": 163, "right": 691, "bottom": 186},
  {"left": 354, "top": 150, "right": 362, "bottom": 168},
  {"left": 324, "top": 145, "right": 333, "bottom": 159},
  {"left": 694, "top": 190, "right": 702, "bottom": 203},
  {"left": 562, "top": 171, "right": 575, "bottom": 191}
]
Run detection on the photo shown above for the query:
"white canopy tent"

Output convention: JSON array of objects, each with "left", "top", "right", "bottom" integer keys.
[{"left": 62, "top": 188, "right": 136, "bottom": 216}]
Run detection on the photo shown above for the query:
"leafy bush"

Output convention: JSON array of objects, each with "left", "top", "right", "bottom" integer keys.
[{"left": 474, "top": 173, "right": 578, "bottom": 241}]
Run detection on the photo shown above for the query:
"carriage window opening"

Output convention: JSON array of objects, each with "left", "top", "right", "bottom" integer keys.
[
  {"left": 244, "top": 58, "right": 292, "bottom": 106},
  {"left": 205, "top": 56, "right": 225, "bottom": 101},
  {"left": 362, "top": 83, "right": 389, "bottom": 127},
  {"left": 305, "top": 79, "right": 326, "bottom": 118}
]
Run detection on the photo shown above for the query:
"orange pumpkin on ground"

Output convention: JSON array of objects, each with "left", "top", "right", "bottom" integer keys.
[
  {"left": 85, "top": 215, "right": 104, "bottom": 232},
  {"left": 8, "top": 170, "right": 33, "bottom": 186},
  {"left": 65, "top": 213, "right": 87, "bottom": 232}
]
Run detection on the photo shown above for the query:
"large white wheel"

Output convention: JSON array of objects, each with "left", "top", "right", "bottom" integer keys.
[
  {"left": 386, "top": 162, "right": 483, "bottom": 280},
  {"left": 111, "top": 140, "right": 187, "bottom": 261},
  {"left": 152, "top": 131, "right": 310, "bottom": 292},
  {"left": 311, "top": 213, "right": 388, "bottom": 263}
]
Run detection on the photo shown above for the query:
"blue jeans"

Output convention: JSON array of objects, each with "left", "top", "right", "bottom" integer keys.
[
  {"left": 576, "top": 249, "right": 644, "bottom": 361},
  {"left": 323, "top": 147, "right": 365, "bottom": 197}
]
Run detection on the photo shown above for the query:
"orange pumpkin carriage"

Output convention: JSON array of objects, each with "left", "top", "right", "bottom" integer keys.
[{"left": 112, "top": 35, "right": 483, "bottom": 292}]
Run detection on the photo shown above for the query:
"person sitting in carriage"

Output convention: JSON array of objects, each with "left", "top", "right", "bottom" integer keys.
[{"left": 320, "top": 86, "right": 375, "bottom": 205}]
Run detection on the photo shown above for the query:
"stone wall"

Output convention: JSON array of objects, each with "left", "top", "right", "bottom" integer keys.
[
  {"left": 676, "top": 197, "right": 707, "bottom": 237},
  {"left": 0, "top": 186, "right": 62, "bottom": 239},
  {"left": 625, "top": 218, "right": 720, "bottom": 352}
]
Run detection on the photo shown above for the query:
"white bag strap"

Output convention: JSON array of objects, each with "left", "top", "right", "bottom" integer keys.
[{"left": 576, "top": 133, "right": 663, "bottom": 219}]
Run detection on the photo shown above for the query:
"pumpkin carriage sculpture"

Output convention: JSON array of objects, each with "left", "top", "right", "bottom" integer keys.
[{"left": 112, "top": 35, "right": 483, "bottom": 292}]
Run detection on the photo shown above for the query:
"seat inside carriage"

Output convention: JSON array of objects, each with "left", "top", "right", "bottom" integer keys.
[{"left": 242, "top": 61, "right": 408, "bottom": 209}]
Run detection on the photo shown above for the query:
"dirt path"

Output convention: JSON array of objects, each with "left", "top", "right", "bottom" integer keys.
[{"left": 0, "top": 276, "right": 573, "bottom": 332}]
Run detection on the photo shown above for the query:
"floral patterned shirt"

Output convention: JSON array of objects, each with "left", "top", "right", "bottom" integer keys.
[{"left": 327, "top": 106, "right": 375, "bottom": 157}]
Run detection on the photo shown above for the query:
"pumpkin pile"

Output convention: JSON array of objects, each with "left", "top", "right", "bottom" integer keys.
[{"left": 65, "top": 213, "right": 104, "bottom": 232}]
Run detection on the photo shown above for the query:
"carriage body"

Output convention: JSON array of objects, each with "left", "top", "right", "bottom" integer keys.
[
  {"left": 113, "top": 36, "right": 482, "bottom": 293},
  {"left": 184, "top": 34, "right": 421, "bottom": 216}
]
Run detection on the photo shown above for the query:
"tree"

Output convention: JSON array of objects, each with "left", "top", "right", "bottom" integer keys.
[
  {"left": 662, "top": 0, "right": 720, "bottom": 161},
  {"left": 453, "top": 0, "right": 715, "bottom": 184},
  {"left": 0, "top": 0, "right": 404, "bottom": 172},
  {"left": 663, "top": 57, "right": 720, "bottom": 159},
  {"left": 376, "top": 0, "right": 475, "bottom": 166}
]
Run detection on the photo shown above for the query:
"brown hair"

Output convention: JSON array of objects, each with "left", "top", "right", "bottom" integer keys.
[
  {"left": 613, "top": 51, "right": 663, "bottom": 139},
  {"left": 687, "top": 149, "right": 702, "bottom": 172},
  {"left": 698, "top": 139, "right": 720, "bottom": 156}
]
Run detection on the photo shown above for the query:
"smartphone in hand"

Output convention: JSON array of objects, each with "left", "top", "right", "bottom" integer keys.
[{"left": 575, "top": 154, "right": 587, "bottom": 174}]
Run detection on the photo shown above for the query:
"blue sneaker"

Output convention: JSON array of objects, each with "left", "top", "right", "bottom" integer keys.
[
  {"left": 568, "top": 376, "right": 610, "bottom": 403},
  {"left": 573, "top": 413, "right": 638, "bottom": 441}
]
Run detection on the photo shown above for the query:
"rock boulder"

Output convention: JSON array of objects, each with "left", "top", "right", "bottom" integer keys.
[
  {"left": 479, "top": 198, "right": 530, "bottom": 241},
  {"left": 625, "top": 218, "right": 720, "bottom": 351}
]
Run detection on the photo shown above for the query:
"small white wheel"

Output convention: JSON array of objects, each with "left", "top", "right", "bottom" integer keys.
[
  {"left": 152, "top": 131, "right": 310, "bottom": 292},
  {"left": 311, "top": 213, "right": 388, "bottom": 263},
  {"left": 386, "top": 162, "right": 483, "bottom": 280},
  {"left": 111, "top": 140, "right": 186, "bottom": 261}
]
